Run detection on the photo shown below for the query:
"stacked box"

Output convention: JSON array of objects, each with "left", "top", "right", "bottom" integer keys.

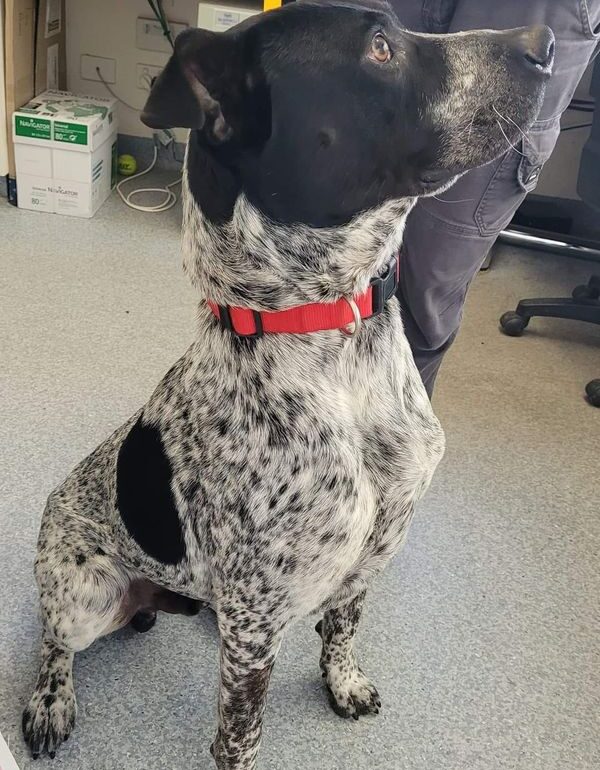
[{"left": 13, "top": 90, "right": 118, "bottom": 217}]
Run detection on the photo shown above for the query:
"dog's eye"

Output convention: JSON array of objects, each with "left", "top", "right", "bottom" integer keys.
[{"left": 370, "top": 33, "right": 392, "bottom": 64}]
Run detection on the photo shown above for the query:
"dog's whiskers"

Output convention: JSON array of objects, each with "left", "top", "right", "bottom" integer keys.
[
  {"left": 494, "top": 117, "right": 527, "bottom": 157},
  {"left": 466, "top": 106, "right": 481, "bottom": 140},
  {"left": 492, "top": 105, "right": 530, "bottom": 155},
  {"left": 492, "top": 104, "right": 526, "bottom": 139},
  {"left": 431, "top": 194, "right": 475, "bottom": 204}
]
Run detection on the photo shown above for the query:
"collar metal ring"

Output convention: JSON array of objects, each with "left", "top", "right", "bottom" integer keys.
[{"left": 341, "top": 297, "right": 362, "bottom": 337}]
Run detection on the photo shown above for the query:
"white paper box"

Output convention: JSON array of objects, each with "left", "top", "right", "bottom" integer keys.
[{"left": 13, "top": 89, "right": 118, "bottom": 217}]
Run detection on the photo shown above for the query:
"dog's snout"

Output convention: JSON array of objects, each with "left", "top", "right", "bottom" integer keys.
[{"left": 512, "top": 25, "right": 555, "bottom": 73}]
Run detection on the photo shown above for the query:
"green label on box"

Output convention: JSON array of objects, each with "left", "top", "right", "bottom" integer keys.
[
  {"left": 53, "top": 122, "right": 88, "bottom": 145},
  {"left": 15, "top": 116, "right": 52, "bottom": 140}
]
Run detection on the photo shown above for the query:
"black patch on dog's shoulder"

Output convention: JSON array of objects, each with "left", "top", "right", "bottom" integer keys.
[{"left": 117, "top": 418, "right": 186, "bottom": 565}]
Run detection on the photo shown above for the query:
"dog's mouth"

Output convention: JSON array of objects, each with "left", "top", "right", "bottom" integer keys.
[
  {"left": 418, "top": 168, "right": 454, "bottom": 186},
  {"left": 415, "top": 167, "right": 462, "bottom": 195}
]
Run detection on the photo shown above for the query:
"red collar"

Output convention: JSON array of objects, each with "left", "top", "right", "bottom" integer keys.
[{"left": 208, "top": 256, "right": 399, "bottom": 338}]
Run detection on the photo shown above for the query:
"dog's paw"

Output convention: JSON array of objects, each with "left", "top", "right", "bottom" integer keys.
[
  {"left": 323, "top": 667, "right": 381, "bottom": 720},
  {"left": 183, "top": 598, "right": 203, "bottom": 616},
  {"left": 130, "top": 609, "right": 158, "bottom": 633},
  {"left": 22, "top": 680, "right": 76, "bottom": 758}
]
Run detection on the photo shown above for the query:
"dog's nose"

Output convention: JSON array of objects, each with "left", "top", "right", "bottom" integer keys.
[{"left": 513, "top": 25, "right": 555, "bottom": 72}]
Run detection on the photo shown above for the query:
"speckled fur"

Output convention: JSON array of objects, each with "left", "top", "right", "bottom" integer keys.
[
  {"left": 23, "top": 6, "right": 554, "bottom": 764},
  {"left": 23, "top": 162, "right": 444, "bottom": 766}
]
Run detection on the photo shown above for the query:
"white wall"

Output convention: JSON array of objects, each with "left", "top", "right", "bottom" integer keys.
[
  {"left": 66, "top": 0, "right": 202, "bottom": 138},
  {"left": 66, "top": 0, "right": 262, "bottom": 139},
  {"left": 65, "top": 1, "right": 595, "bottom": 201}
]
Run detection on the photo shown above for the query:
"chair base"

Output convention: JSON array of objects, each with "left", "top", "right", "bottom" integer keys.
[{"left": 500, "top": 276, "right": 600, "bottom": 407}]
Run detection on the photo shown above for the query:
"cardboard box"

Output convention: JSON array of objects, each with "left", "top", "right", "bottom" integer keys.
[
  {"left": 13, "top": 90, "right": 118, "bottom": 217},
  {"left": 0, "top": 729, "right": 20, "bottom": 770},
  {"left": 35, "top": 0, "right": 67, "bottom": 94},
  {"left": 4, "top": 0, "right": 36, "bottom": 179},
  {"left": 3, "top": 0, "right": 67, "bottom": 195},
  {"left": 0, "top": 0, "right": 10, "bottom": 178}
]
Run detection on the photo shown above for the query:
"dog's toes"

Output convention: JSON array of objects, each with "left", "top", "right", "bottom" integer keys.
[
  {"left": 323, "top": 668, "right": 381, "bottom": 721},
  {"left": 23, "top": 684, "right": 76, "bottom": 759},
  {"left": 130, "top": 609, "right": 158, "bottom": 633},
  {"left": 351, "top": 686, "right": 381, "bottom": 717},
  {"left": 326, "top": 687, "right": 354, "bottom": 720}
]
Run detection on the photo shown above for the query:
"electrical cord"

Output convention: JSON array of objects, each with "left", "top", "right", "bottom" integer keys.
[
  {"left": 95, "top": 67, "right": 182, "bottom": 212},
  {"left": 147, "top": 0, "right": 174, "bottom": 48},
  {"left": 96, "top": 67, "right": 144, "bottom": 111},
  {"left": 116, "top": 144, "right": 181, "bottom": 212}
]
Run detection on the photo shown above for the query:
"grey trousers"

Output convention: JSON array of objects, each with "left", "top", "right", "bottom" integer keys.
[{"left": 391, "top": 0, "right": 600, "bottom": 395}]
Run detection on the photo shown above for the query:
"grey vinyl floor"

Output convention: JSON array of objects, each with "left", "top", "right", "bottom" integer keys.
[{"left": 1, "top": 190, "right": 598, "bottom": 770}]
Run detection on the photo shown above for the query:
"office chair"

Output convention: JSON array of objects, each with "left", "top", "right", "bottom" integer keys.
[
  {"left": 500, "top": 275, "right": 600, "bottom": 406},
  {"left": 499, "top": 60, "right": 600, "bottom": 408}
]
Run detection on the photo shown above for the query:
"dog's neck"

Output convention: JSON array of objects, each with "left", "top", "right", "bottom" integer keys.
[{"left": 181, "top": 164, "right": 415, "bottom": 312}]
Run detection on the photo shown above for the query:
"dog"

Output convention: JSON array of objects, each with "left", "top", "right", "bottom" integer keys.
[{"left": 22, "top": 2, "right": 553, "bottom": 767}]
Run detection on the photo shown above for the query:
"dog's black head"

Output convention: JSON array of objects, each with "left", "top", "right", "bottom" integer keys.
[{"left": 142, "top": 0, "right": 553, "bottom": 228}]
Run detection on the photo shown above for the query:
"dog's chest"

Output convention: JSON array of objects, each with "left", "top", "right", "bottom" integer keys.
[
  {"left": 192, "top": 323, "right": 441, "bottom": 602},
  {"left": 109, "top": 309, "right": 444, "bottom": 610},
  {"left": 332, "top": 345, "right": 443, "bottom": 567}
]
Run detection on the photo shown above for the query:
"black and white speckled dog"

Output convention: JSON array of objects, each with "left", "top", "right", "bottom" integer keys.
[{"left": 23, "top": 1, "right": 553, "bottom": 766}]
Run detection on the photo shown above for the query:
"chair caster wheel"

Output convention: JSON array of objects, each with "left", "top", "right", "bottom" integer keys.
[
  {"left": 585, "top": 379, "right": 600, "bottom": 407},
  {"left": 500, "top": 311, "right": 529, "bottom": 337},
  {"left": 572, "top": 284, "right": 600, "bottom": 300}
]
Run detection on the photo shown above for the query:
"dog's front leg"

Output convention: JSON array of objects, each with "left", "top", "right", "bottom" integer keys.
[
  {"left": 22, "top": 633, "right": 76, "bottom": 758},
  {"left": 316, "top": 591, "right": 381, "bottom": 720},
  {"left": 210, "top": 607, "right": 283, "bottom": 770}
]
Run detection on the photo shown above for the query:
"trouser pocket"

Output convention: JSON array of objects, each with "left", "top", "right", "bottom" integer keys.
[
  {"left": 580, "top": 0, "right": 600, "bottom": 38},
  {"left": 474, "top": 117, "right": 561, "bottom": 237}
]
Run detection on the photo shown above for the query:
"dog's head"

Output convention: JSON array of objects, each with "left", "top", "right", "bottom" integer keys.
[{"left": 142, "top": 0, "right": 553, "bottom": 229}]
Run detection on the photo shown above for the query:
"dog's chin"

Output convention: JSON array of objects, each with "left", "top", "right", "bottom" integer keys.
[{"left": 413, "top": 113, "right": 534, "bottom": 199}]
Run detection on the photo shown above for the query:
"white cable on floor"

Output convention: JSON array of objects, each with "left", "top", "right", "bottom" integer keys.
[
  {"left": 95, "top": 67, "right": 182, "bottom": 213},
  {"left": 116, "top": 145, "right": 182, "bottom": 212}
]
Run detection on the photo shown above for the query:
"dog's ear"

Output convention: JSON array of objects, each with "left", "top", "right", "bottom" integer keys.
[{"left": 141, "top": 28, "right": 241, "bottom": 143}]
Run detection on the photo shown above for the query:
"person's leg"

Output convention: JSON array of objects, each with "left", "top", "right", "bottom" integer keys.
[{"left": 394, "top": 0, "right": 600, "bottom": 396}]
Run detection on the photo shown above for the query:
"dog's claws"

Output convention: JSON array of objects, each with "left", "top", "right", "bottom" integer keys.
[
  {"left": 352, "top": 713, "right": 359, "bottom": 721},
  {"left": 32, "top": 754, "right": 39, "bottom": 761},
  {"left": 49, "top": 751, "right": 56, "bottom": 759}
]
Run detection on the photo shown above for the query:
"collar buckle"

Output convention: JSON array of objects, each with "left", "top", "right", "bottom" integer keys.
[
  {"left": 370, "top": 256, "right": 398, "bottom": 316},
  {"left": 218, "top": 305, "right": 264, "bottom": 338}
]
